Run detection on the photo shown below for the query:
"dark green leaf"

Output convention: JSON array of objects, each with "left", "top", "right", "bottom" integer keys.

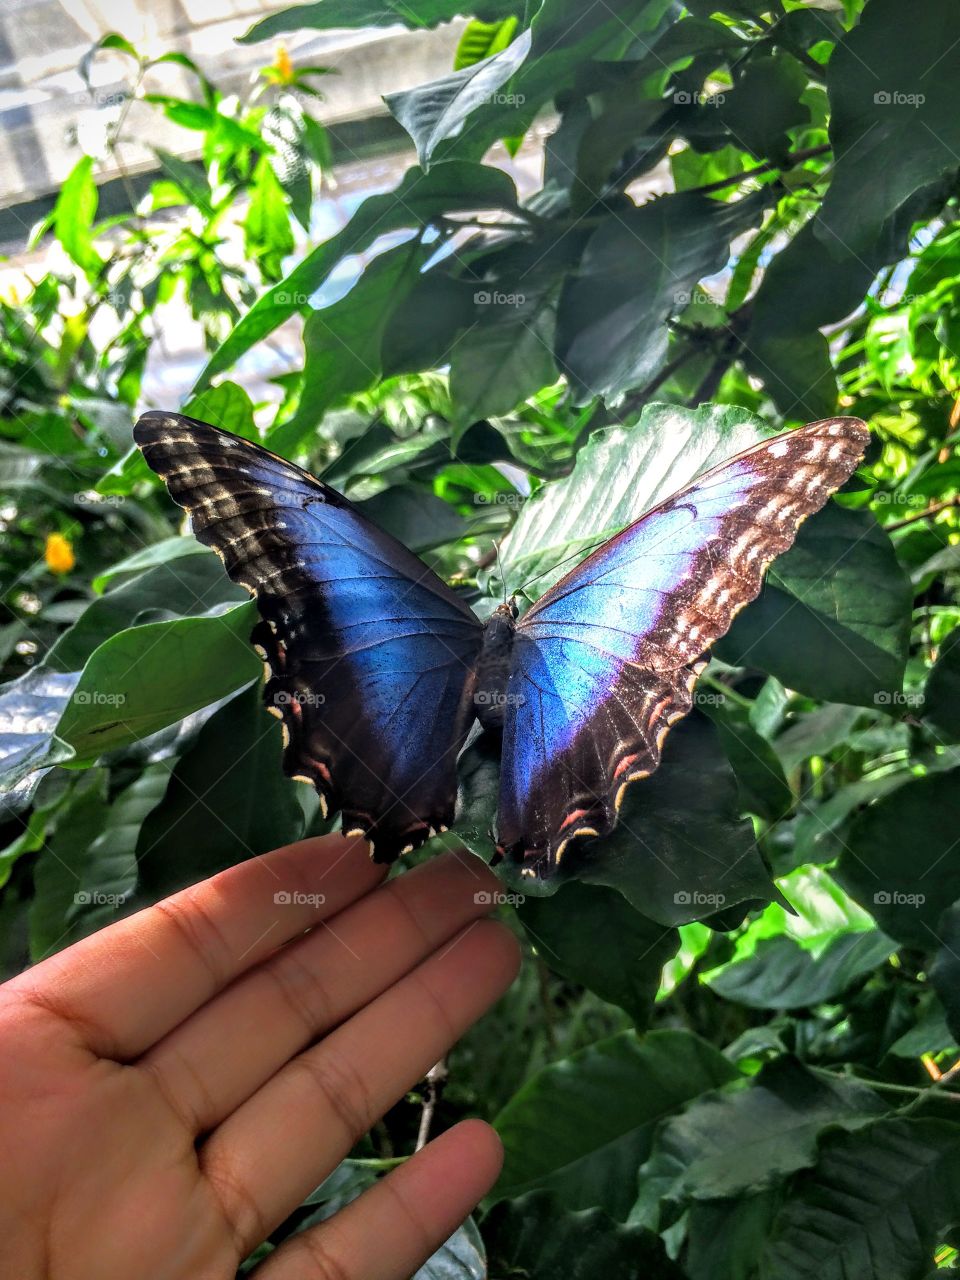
[
  {"left": 136, "top": 683, "right": 304, "bottom": 898},
  {"left": 685, "top": 1192, "right": 782, "bottom": 1280},
  {"left": 492, "top": 1028, "right": 738, "bottom": 1216},
  {"left": 764, "top": 1118, "right": 960, "bottom": 1280},
  {"left": 930, "top": 903, "right": 960, "bottom": 1043},
  {"left": 835, "top": 769, "right": 960, "bottom": 947},
  {"left": 518, "top": 883, "right": 677, "bottom": 1027},
  {"left": 704, "top": 932, "right": 895, "bottom": 1009},
  {"left": 720, "top": 54, "right": 809, "bottom": 163},
  {"left": 29, "top": 771, "right": 108, "bottom": 960},
  {"left": 556, "top": 192, "right": 765, "bottom": 402},
  {"left": 718, "top": 506, "right": 912, "bottom": 708},
  {"left": 241, "top": 0, "right": 481, "bottom": 43},
  {"left": 925, "top": 627, "right": 960, "bottom": 742},
  {"left": 701, "top": 695, "right": 793, "bottom": 821},
  {"left": 183, "top": 380, "right": 259, "bottom": 441},
  {"left": 484, "top": 1191, "right": 686, "bottom": 1279},
  {"left": 817, "top": 0, "right": 960, "bottom": 257}
]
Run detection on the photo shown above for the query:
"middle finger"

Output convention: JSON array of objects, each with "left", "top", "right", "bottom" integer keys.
[{"left": 139, "top": 851, "right": 499, "bottom": 1131}]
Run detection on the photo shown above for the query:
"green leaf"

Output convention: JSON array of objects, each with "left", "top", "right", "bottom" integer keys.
[
  {"left": 240, "top": 0, "right": 476, "bottom": 43},
  {"left": 414, "top": 1218, "right": 485, "bottom": 1280},
  {"left": 0, "top": 669, "right": 77, "bottom": 816},
  {"left": 245, "top": 155, "right": 296, "bottom": 279},
  {"left": 270, "top": 238, "right": 430, "bottom": 453},
  {"left": 556, "top": 192, "right": 765, "bottom": 403},
  {"left": 46, "top": 555, "right": 246, "bottom": 673},
  {"left": 54, "top": 156, "right": 104, "bottom": 276},
  {"left": 518, "top": 883, "right": 677, "bottom": 1027},
  {"left": 454, "top": 16, "right": 519, "bottom": 70},
  {"left": 925, "top": 627, "right": 960, "bottom": 742},
  {"left": 835, "top": 768, "right": 960, "bottom": 947},
  {"left": 29, "top": 771, "right": 108, "bottom": 960},
  {"left": 56, "top": 603, "right": 260, "bottom": 759},
  {"left": 635, "top": 1057, "right": 885, "bottom": 1211},
  {"left": 483, "top": 1191, "right": 686, "bottom": 1279},
  {"left": 153, "top": 148, "right": 212, "bottom": 210},
  {"left": 183, "top": 380, "right": 259, "bottom": 440},
  {"left": 135, "top": 683, "right": 304, "bottom": 898},
  {"left": 193, "top": 162, "right": 519, "bottom": 391},
  {"left": 92, "top": 539, "right": 210, "bottom": 593},
  {"left": 701, "top": 695, "right": 793, "bottom": 821},
  {"left": 448, "top": 274, "right": 559, "bottom": 437},
  {"left": 387, "top": 30, "right": 533, "bottom": 167},
  {"left": 704, "top": 932, "right": 895, "bottom": 1009},
  {"left": 357, "top": 488, "right": 468, "bottom": 553},
  {"left": 685, "top": 1192, "right": 782, "bottom": 1280},
  {"left": 720, "top": 54, "right": 809, "bottom": 162},
  {"left": 764, "top": 1118, "right": 960, "bottom": 1280},
  {"left": 492, "top": 1028, "right": 738, "bottom": 1217},
  {"left": 718, "top": 506, "right": 912, "bottom": 708},
  {"left": 817, "top": 0, "right": 960, "bottom": 258}
]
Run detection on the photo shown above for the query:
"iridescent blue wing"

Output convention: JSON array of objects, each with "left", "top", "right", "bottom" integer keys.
[
  {"left": 498, "top": 417, "right": 869, "bottom": 877},
  {"left": 134, "top": 412, "right": 482, "bottom": 860}
]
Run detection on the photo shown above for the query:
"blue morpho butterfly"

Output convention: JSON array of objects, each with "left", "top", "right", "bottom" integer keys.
[{"left": 134, "top": 412, "right": 868, "bottom": 879}]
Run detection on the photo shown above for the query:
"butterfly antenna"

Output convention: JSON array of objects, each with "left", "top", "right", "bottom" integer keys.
[{"left": 513, "top": 532, "right": 610, "bottom": 600}]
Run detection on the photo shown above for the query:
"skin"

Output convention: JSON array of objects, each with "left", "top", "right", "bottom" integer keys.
[{"left": 0, "top": 835, "right": 521, "bottom": 1279}]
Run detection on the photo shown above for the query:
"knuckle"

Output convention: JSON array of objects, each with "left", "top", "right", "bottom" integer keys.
[{"left": 292, "top": 1044, "right": 375, "bottom": 1143}]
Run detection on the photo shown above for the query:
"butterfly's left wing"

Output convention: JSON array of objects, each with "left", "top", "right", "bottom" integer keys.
[
  {"left": 135, "top": 411, "right": 483, "bottom": 860},
  {"left": 497, "top": 417, "right": 869, "bottom": 877}
]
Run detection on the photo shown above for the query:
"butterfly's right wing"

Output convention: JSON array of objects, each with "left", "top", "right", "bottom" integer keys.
[{"left": 135, "top": 412, "right": 483, "bottom": 859}]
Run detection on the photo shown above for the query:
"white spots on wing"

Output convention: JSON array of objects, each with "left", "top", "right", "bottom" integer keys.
[
  {"left": 401, "top": 843, "right": 415, "bottom": 855},
  {"left": 826, "top": 421, "right": 846, "bottom": 436},
  {"left": 828, "top": 441, "right": 847, "bottom": 462},
  {"left": 253, "top": 644, "right": 268, "bottom": 660},
  {"left": 280, "top": 723, "right": 291, "bottom": 749},
  {"left": 345, "top": 826, "right": 365, "bottom": 839},
  {"left": 805, "top": 438, "right": 825, "bottom": 458},
  {"left": 266, "top": 705, "right": 283, "bottom": 720},
  {"left": 768, "top": 439, "right": 790, "bottom": 458},
  {"left": 318, "top": 793, "right": 329, "bottom": 819},
  {"left": 292, "top": 774, "right": 313, "bottom": 786}
]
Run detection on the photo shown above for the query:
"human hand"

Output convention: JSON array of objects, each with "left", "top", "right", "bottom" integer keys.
[{"left": 0, "top": 835, "right": 520, "bottom": 1279}]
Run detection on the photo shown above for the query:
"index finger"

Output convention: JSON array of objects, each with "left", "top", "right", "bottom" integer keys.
[{"left": 8, "top": 834, "right": 388, "bottom": 1058}]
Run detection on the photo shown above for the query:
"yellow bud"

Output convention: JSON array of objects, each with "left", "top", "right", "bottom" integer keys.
[
  {"left": 45, "top": 532, "right": 75, "bottom": 575},
  {"left": 274, "top": 43, "right": 294, "bottom": 84}
]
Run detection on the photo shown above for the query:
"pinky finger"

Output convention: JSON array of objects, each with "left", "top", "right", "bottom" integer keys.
[{"left": 253, "top": 1120, "right": 502, "bottom": 1280}]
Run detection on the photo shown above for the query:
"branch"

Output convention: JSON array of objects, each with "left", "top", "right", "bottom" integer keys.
[
  {"left": 690, "top": 144, "right": 832, "bottom": 198},
  {"left": 415, "top": 1058, "right": 449, "bottom": 1152},
  {"left": 886, "top": 495, "right": 960, "bottom": 531}
]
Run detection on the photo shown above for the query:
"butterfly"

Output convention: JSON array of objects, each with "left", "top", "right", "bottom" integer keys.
[{"left": 134, "top": 412, "right": 868, "bottom": 879}]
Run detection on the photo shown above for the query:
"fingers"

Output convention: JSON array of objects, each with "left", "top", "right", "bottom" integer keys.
[
  {"left": 201, "top": 918, "right": 520, "bottom": 1255},
  {"left": 141, "top": 850, "right": 504, "bottom": 1130},
  {"left": 10, "top": 835, "right": 384, "bottom": 1058},
  {"left": 254, "top": 1120, "right": 502, "bottom": 1280}
]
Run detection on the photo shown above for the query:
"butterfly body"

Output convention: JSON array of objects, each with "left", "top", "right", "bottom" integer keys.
[{"left": 135, "top": 411, "right": 869, "bottom": 880}]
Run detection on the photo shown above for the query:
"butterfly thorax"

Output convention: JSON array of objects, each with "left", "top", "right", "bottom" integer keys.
[{"left": 475, "top": 601, "right": 518, "bottom": 730}]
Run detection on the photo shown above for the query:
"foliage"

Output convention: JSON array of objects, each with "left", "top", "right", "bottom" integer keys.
[{"left": 3, "top": 1, "right": 960, "bottom": 1275}]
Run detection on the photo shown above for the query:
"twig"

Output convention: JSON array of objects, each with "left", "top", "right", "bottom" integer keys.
[
  {"left": 415, "top": 1058, "right": 449, "bottom": 1152},
  {"left": 691, "top": 144, "right": 832, "bottom": 198},
  {"left": 886, "top": 495, "right": 960, "bottom": 531}
]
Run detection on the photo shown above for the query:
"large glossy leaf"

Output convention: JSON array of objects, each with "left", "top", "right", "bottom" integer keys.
[
  {"left": 718, "top": 505, "right": 911, "bottom": 707},
  {"left": 135, "top": 683, "right": 304, "bottom": 899},
  {"left": 386, "top": 29, "right": 533, "bottom": 167},
  {"left": 518, "top": 883, "right": 677, "bottom": 1027},
  {"left": 930, "top": 903, "right": 960, "bottom": 1043},
  {"left": 56, "top": 603, "right": 260, "bottom": 760},
  {"left": 701, "top": 696, "right": 792, "bottom": 822},
  {"left": 492, "top": 1028, "right": 738, "bottom": 1217},
  {"left": 0, "top": 668, "right": 78, "bottom": 816},
  {"left": 685, "top": 1192, "right": 782, "bottom": 1280},
  {"left": 556, "top": 192, "right": 765, "bottom": 402},
  {"left": 483, "top": 1191, "right": 686, "bottom": 1280},
  {"left": 704, "top": 932, "right": 895, "bottom": 1010},
  {"left": 46, "top": 555, "right": 246, "bottom": 673},
  {"left": 193, "top": 163, "right": 520, "bottom": 392},
  {"left": 835, "top": 769, "right": 960, "bottom": 947},
  {"left": 634, "top": 1057, "right": 884, "bottom": 1212},
  {"left": 764, "top": 1118, "right": 960, "bottom": 1280},
  {"left": 816, "top": 0, "right": 960, "bottom": 258}
]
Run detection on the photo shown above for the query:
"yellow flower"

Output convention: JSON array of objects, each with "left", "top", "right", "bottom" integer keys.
[
  {"left": 274, "top": 43, "right": 295, "bottom": 84},
  {"left": 45, "top": 532, "right": 75, "bottom": 575}
]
